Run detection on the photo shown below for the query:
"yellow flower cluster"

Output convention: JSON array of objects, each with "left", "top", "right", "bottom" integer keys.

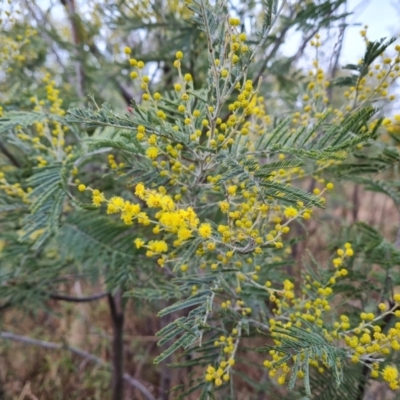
[
  {"left": 205, "top": 325, "right": 240, "bottom": 387},
  {"left": 77, "top": 149, "right": 337, "bottom": 277},
  {"left": 259, "top": 241, "right": 400, "bottom": 391},
  {"left": 383, "top": 114, "right": 400, "bottom": 136},
  {"left": 0, "top": 23, "right": 37, "bottom": 76},
  {"left": 80, "top": 183, "right": 208, "bottom": 265},
  {"left": 260, "top": 244, "right": 356, "bottom": 383},
  {"left": 108, "top": 154, "right": 125, "bottom": 172},
  {"left": 0, "top": 172, "right": 30, "bottom": 203},
  {"left": 339, "top": 296, "right": 400, "bottom": 389},
  {"left": 9, "top": 73, "right": 71, "bottom": 167},
  {"left": 292, "top": 30, "right": 400, "bottom": 146}
]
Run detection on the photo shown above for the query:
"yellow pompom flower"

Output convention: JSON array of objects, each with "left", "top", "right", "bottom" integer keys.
[
  {"left": 146, "top": 147, "right": 158, "bottom": 160},
  {"left": 135, "top": 183, "right": 146, "bottom": 199},
  {"left": 221, "top": 69, "right": 229, "bottom": 78},
  {"left": 382, "top": 365, "right": 398, "bottom": 383},
  {"left": 284, "top": 206, "right": 298, "bottom": 218},
  {"left": 92, "top": 190, "right": 105, "bottom": 207},
  {"left": 134, "top": 238, "right": 145, "bottom": 249},
  {"left": 227, "top": 185, "right": 237, "bottom": 195},
  {"left": 219, "top": 201, "right": 230, "bottom": 213},
  {"left": 198, "top": 223, "right": 212, "bottom": 238},
  {"left": 148, "top": 240, "right": 168, "bottom": 253},
  {"left": 229, "top": 17, "right": 240, "bottom": 26},
  {"left": 378, "top": 303, "right": 387, "bottom": 311}
]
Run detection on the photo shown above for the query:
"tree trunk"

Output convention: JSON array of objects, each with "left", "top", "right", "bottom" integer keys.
[{"left": 108, "top": 293, "right": 125, "bottom": 400}]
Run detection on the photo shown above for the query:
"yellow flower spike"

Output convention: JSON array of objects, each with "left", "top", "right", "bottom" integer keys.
[{"left": 175, "top": 51, "right": 183, "bottom": 59}]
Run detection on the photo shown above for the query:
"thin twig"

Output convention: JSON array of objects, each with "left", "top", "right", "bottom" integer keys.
[
  {"left": 17, "top": 382, "right": 38, "bottom": 400},
  {"left": 49, "top": 291, "right": 108, "bottom": 302},
  {"left": 327, "top": 17, "right": 347, "bottom": 102},
  {"left": 0, "top": 141, "right": 21, "bottom": 168},
  {"left": 62, "top": 0, "right": 85, "bottom": 100},
  {"left": 252, "top": 6, "right": 295, "bottom": 85}
]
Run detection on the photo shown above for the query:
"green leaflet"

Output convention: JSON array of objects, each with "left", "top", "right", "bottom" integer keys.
[
  {"left": 0, "top": 111, "right": 49, "bottom": 135},
  {"left": 158, "top": 292, "right": 211, "bottom": 317},
  {"left": 153, "top": 331, "right": 197, "bottom": 364},
  {"left": 258, "top": 323, "right": 346, "bottom": 397},
  {"left": 19, "top": 164, "right": 67, "bottom": 249}
]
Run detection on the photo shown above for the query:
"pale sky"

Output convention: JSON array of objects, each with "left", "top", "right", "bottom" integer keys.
[
  {"left": 279, "top": 0, "right": 400, "bottom": 66},
  {"left": 341, "top": 0, "right": 399, "bottom": 63}
]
